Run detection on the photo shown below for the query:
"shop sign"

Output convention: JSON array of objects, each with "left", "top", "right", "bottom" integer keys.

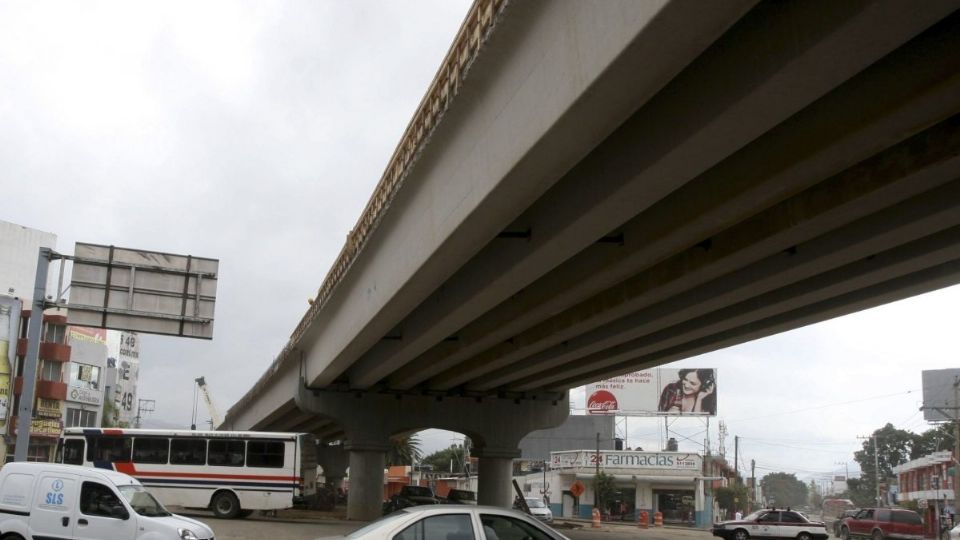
[
  {"left": 551, "top": 450, "right": 701, "bottom": 471},
  {"left": 15, "top": 418, "right": 62, "bottom": 438},
  {"left": 68, "top": 386, "right": 101, "bottom": 405}
]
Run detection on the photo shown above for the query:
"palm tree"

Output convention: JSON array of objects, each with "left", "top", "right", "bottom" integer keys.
[{"left": 387, "top": 434, "right": 423, "bottom": 466}]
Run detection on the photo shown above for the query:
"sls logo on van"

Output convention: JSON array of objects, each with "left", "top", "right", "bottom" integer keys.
[{"left": 43, "top": 479, "right": 65, "bottom": 507}]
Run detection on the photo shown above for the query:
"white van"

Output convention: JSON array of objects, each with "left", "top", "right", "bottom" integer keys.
[{"left": 0, "top": 462, "right": 214, "bottom": 540}]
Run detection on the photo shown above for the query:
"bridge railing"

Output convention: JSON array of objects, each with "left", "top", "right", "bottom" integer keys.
[{"left": 230, "top": 0, "right": 508, "bottom": 418}]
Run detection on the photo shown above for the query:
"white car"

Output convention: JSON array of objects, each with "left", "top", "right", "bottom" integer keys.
[
  {"left": 524, "top": 498, "right": 553, "bottom": 523},
  {"left": 343, "top": 504, "right": 568, "bottom": 540}
]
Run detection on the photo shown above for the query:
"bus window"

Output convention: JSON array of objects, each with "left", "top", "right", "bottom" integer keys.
[
  {"left": 133, "top": 438, "right": 170, "bottom": 464},
  {"left": 208, "top": 440, "right": 245, "bottom": 467},
  {"left": 63, "top": 439, "right": 84, "bottom": 465},
  {"left": 170, "top": 438, "right": 206, "bottom": 465},
  {"left": 247, "top": 440, "right": 285, "bottom": 468},
  {"left": 88, "top": 437, "right": 132, "bottom": 462}
]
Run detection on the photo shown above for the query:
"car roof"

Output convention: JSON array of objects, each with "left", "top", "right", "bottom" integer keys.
[{"left": 2, "top": 462, "right": 140, "bottom": 487}]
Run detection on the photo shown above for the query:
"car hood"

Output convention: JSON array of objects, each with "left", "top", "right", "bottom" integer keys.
[
  {"left": 144, "top": 513, "right": 215, "bottom": 537},
  {"left": 529, "top": 507, "right": 552, "bottom": 515}
]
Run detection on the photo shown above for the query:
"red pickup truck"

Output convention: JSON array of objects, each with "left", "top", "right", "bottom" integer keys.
[{"left": 839, "top": 508, "right": 923, "bottom": 540}]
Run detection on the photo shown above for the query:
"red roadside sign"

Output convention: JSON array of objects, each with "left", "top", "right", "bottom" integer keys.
[{"left": 570, "top": 480, "right": 585, "bottom": 498}]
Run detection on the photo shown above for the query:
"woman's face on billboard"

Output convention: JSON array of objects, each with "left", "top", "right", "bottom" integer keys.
[{"left": 681, "top": 372, "right": 702, "bottom": 395}]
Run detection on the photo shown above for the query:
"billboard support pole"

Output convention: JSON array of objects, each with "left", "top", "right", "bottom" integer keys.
[
  {"left": 14, "top": 247, "right": 51, "bottom": 462},
  {"left": 954, "top": 377, "right": 960, "bottom": 516}
]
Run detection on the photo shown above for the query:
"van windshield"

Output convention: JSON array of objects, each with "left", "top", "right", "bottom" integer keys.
[{"left": 118, "top": 485, "right": 171, "bottom": 517}]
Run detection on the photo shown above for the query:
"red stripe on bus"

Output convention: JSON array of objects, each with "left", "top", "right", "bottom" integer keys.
[
  {"left": 102, "top": 429, "right": 125, "bottom": 436},
  {"left": 113, "top": 462, "right": 298, "bottom": 482}
]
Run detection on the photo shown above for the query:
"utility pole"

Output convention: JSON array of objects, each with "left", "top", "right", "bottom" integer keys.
[
  {"left": 953, "top": 377, "right": 960, "bottom": 510},
  {"left": 134, "top": 399, "right": 155, "bottom": 428},
  {"left": 734, "top": 436, "right": 740, "bottom": 482},
  {"left": 594, "top": 432, "right": 601, "bottom": 508}
]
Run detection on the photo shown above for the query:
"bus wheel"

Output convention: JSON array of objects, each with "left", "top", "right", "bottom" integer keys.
[{"left": 211, "top": 491, "right": 241, "bottom": 519}]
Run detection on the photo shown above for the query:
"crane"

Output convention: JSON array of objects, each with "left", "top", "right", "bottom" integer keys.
[{"left": 193, "top": 376, "right": 223, "bottom": 430}]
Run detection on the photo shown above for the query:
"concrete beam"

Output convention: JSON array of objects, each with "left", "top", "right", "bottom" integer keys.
[{"left": 353, "top": 0, "right": 960, "bottom": 390}]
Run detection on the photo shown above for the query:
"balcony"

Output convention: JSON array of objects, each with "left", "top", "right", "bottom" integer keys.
[
  {"left": 15, "top": 340, "right": 71, "bottom": 362},
  {"left": 12, "top": 378, "right": 68, "bottom": 400}
]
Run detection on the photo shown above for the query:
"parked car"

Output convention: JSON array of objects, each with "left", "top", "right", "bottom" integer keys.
[
  {"left": 445, "top": 489, "right": 478, "bottom": 505},
  {"left": 382, "top": 486, "right": 441, "bottom": 514},
  {"left": 838, "top": 508, "right": 923, "bottom": 540},
  {"left": 0, "top": 462, "right": 213, "bottom": 540},
  {"left": 712, "top": 508, "right": 829, "bottom": 540},
  {"left": 524, "top": 498, "right": 553, "bottom": 523},
  {"left": 348, "top": 504, "right": 569, "bottom": 540}
]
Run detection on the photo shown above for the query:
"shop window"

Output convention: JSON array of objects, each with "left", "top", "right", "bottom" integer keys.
[
  {"left": 65, "top": 408, "right": 97, "bottom": 428},
  {"left": 43, "top": 323, "right": 66, "bottom": 344},
  {"left": 40, "top": 360, "right": 62, "bottom": 382},
  {"left": 68, "top": 363, "right": 101, "bottom": 391}
]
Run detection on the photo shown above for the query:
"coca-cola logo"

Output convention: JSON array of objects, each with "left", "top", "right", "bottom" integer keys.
[{"left": 587, "top": 390, "right": 618, "bottom": 414}]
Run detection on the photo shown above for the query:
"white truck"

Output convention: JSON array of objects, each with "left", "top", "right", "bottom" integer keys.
[{"left": 0, "top": 462, "right": 214, "bottom": 540}]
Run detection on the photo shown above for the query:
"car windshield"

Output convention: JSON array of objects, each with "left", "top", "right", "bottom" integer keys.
[
  {"left": 526, "top": 499, "right": 546, "bottom": 508},
  {"left": 742, "top": 511, "right": 765, "bottom": 521},
  {"left": 117, "top": 485, "right": 171, "bottom": 517}
]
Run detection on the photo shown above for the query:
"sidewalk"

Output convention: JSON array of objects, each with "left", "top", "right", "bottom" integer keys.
[{"left": 554, "top": 517, "right": 713, "bottom": 535}]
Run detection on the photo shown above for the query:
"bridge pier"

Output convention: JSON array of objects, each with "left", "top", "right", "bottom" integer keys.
[
  {"left": 345, "top": 443, "right": 389, "bottom": 521},
  {"left": 295, "top": 379, "right": 569, "bottom": 520},
  {"left": 317, "top": 443, "right": 349, "bottom": 490}
]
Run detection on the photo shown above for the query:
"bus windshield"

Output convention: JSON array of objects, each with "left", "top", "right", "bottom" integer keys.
[{"left": 118, "top": 485, "right": 171, "bottom": 517}]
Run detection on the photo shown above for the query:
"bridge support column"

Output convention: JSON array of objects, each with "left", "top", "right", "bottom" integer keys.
[
  {"left": 473, "top": 447, "right": 520, "bottom": 507},
  {"left": 294, "top": 379, "right": 570, "bottom": 518},
  {"left": 345, "top": 442, "right": 389, "bottom": 521}
]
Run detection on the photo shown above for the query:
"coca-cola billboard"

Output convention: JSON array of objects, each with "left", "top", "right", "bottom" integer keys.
[{"left": 586, "top": 368, "right": 717, "bottom": 416}]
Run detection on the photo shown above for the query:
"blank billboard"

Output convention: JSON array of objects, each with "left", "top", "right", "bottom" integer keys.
[
  {"left": 922, "top": 369, "right": 960, "bottom": 422},
  {"left": 67, "top": 243, "right": 218, "bottom": 339}
]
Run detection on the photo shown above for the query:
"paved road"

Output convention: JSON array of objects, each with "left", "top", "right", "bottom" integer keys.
[{"left": 194, "top": 513, "right": 714, "bottom": 540}]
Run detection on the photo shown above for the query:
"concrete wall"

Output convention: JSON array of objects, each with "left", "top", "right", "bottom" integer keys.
[{"left": 519, "top": 415, "right": 615, "bottom": 461}]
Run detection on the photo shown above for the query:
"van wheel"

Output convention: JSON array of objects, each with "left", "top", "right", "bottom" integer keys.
[
  {"left": 211, "top": 491, "right": 241, "bottom": 519},
  {"left": 1, "top": 534, "right": 25, "bottom": 540}
]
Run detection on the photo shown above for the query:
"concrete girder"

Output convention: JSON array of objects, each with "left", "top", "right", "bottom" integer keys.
[
  {"left": 395, "top": 11, "right": 960, "bottom": 392},
  {"left": 522, "top": 222, "right": 960, "bottom": 390},
  {"left": 269, "top": 410, "right": 318, "bottom": 433},
  {"left": 299, "top": 0, "right": 758, "bottom": 390},
  {"left": 549, "top": 256, "right": 960, "bottom": 391},
  {"left": 465, "top": 122, "right": 960, "bottom": 389},
  {"left": 435, "top": 114, "right": 960, "bottom": 390},
  {"left": 351, "top": 0, "right": 960, "bottom": 390}
]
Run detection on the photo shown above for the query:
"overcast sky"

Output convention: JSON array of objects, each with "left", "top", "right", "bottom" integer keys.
[{"left": 2, "top": 1, "right": 958, "bottom": 487}]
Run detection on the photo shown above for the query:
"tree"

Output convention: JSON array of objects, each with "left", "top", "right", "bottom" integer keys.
[
  {"left": 422, "top": 445, "right": 467, "bottom": 473},
  {"left": 761, "top": 472, "right": 808, "bottom": 507},
  {"left": 853, "top": 423, "right": 919, "bottom": 505},
  {"left": 387, "top": 434, "right": 422, "bottom": 466},
  {"left": 715, "top": 483, "right": 751, "bottom": 514},
  {"left": 594, "top": 470, "right": 617, "bottom": 513}
]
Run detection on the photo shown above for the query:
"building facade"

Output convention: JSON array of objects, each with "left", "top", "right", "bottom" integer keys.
[
  {"left": 541, "top": 449, "right": 708, "bottom": 526},
  {"left": 893, "top": 451, "right": 956, "bottom": 538}
]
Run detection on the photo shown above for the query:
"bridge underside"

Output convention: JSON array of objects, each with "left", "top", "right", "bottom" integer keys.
[{"left": 231, "top": 1, "right": 960, "bottom": 452}]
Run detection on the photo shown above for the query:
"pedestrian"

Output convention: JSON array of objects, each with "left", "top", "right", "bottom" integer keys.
[{"left": 735, "top": 510, "right": 743, "bottom": 521}]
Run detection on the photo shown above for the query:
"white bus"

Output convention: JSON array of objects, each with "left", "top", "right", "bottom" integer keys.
[{"left": 58, "top": 427, "right": 317, "bottom": 518}]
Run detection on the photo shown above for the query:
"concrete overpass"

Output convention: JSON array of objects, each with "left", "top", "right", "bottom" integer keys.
[{"left": 223, "top": 0, "right": 960, "bottom": 519}]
